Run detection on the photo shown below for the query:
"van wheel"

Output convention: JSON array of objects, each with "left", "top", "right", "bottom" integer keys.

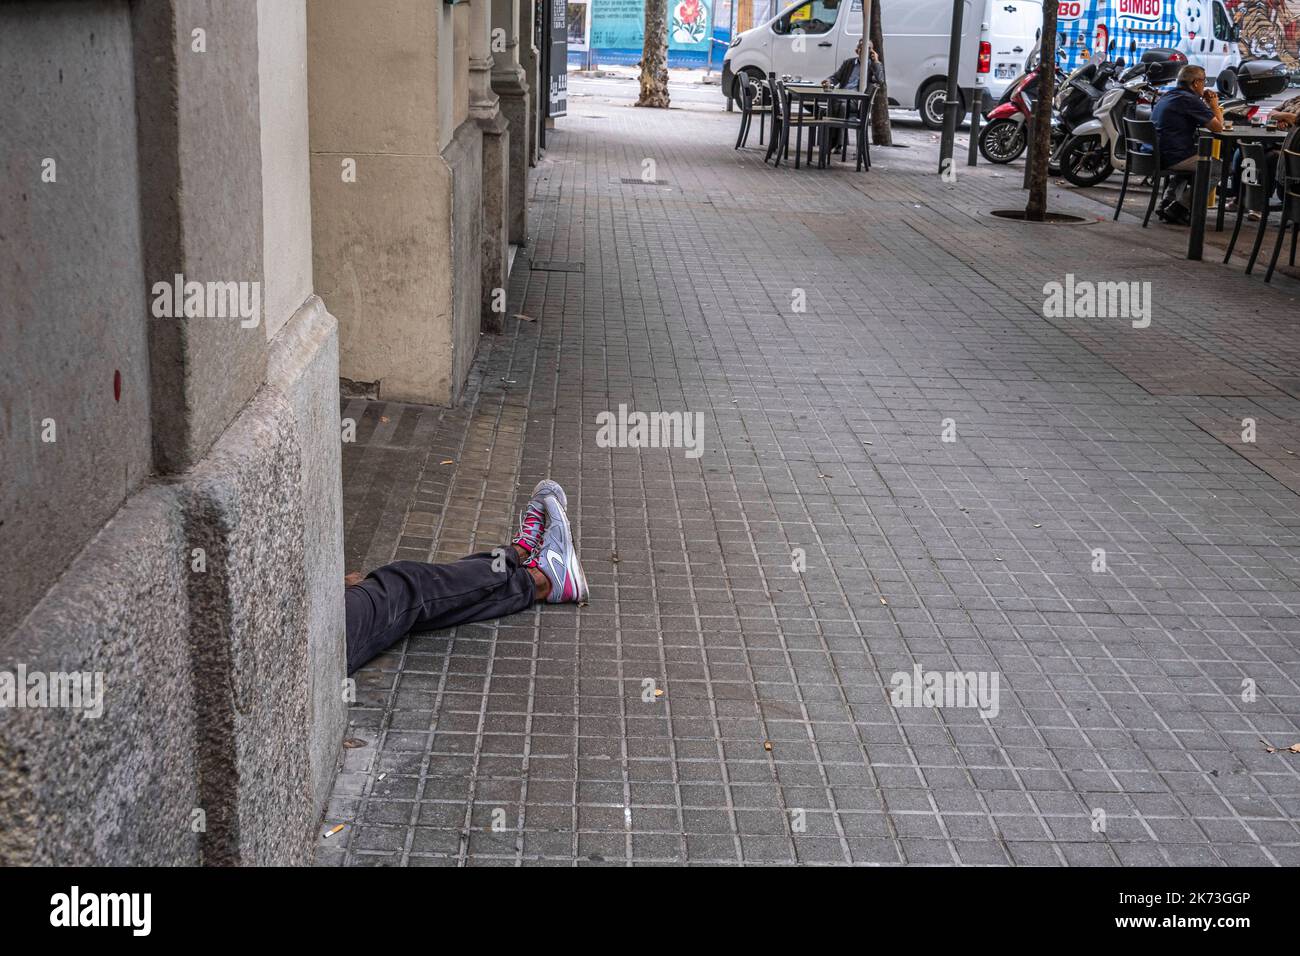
[{"left": 919, "top": 81, "right": 948, "bottom": 130}]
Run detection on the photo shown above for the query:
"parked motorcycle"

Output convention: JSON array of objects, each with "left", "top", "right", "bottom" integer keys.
[
  {"left": 1030, "top": 57, "right": 1131, "bottom": 174},
  {"left": 978, "top": 70, "right": 1038, "bottom": 163},
  {"left": 1057, "top": 77, "right": 1157, "bottom": 187},
  {"left": 978, "top": 53, "right": 1068, "bottom": 165}
]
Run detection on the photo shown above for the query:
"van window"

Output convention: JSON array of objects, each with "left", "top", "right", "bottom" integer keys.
[
  {"left": 1211, "top": 1, "right": 1233, "bottom": 42},
  {"left": 772, "top": 0, "right": 841, "bottom": 36},
  {"left": 845, "top": 0, "right": 862, "bottom": 36}
]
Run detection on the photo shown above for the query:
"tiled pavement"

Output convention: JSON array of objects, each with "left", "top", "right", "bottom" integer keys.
[{"left": 316, "top": 83, "right": 1300, "bottom": 866}]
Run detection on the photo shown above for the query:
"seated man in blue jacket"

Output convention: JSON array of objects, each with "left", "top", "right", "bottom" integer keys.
[{"left": 1151, "top": 64, "right": 1225, "bottom": 224}]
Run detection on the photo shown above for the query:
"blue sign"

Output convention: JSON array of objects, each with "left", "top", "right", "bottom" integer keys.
[{"left": 587, "top": 0, "right": 715, "bottom": 58}]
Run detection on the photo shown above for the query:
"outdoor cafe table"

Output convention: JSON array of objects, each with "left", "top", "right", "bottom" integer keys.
[
  {"left": 782, "top": 83, "right": 874, "bottom": 169},
  {"left": 1186, "top": 125, "right": 1291, "bottom": 261}
]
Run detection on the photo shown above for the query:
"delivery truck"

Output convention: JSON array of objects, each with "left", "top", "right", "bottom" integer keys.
[{"left": 1056, "top": 0, "right": 1242, "bottom": 86}]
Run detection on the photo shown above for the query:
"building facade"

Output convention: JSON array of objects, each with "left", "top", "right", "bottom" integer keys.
[{"left": 0, "top": 0, "right": 538, "bottom": 865}]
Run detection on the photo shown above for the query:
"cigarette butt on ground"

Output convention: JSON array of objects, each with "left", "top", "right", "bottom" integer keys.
[{"left": 325, "top": 824, "right": 345, "bottom": 838}]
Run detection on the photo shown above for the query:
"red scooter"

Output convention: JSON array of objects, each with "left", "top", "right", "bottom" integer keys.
[{"left": 978, "top": 65, "right": 1041, "bottom": 164}]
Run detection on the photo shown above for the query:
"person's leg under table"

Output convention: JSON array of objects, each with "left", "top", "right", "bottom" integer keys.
[
  {"left": 1162, "top": 155, "right": 1200, "bottom": 210},
  {"left": 1216, "top": 142, "right": 1234, "bottom": 231},
  {"left": 345, "top": 547, "right": 537, "bottom": 675}
]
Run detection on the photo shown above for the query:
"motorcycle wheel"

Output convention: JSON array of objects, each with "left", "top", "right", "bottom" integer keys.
[
  {"left": 978, "top": 119, "right": 1027, "bottom": 164},
  {"left": 1059, "top": 135, "right": 1114, "bottom": 188}
]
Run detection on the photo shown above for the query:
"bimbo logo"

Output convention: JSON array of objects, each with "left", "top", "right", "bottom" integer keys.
[
  {"left": 1057, "top": 1, "right": 1084, "bottom": 21},
  {"left": 1118, "top": 0, "right": 1163, "bottom": 24}
]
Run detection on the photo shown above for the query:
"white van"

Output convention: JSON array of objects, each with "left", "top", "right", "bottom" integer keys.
[{"left": 723, "top": 0, "right": 1045, "bottom": 128}]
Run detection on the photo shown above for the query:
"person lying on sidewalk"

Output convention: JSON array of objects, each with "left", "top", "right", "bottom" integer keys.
[{"left": 343, "top": 480, "right": 587, "bottom": 675}]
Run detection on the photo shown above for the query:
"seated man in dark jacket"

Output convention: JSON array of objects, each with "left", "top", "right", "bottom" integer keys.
[
  {"left": 822, "top": 39, "right": 884, "bottom": 91},
  {"left": 1150, "top": 64, "right": 1225, "bottom": 224},
  {"left": 819, "top": 40, "right": 883, "bottom": 151}
]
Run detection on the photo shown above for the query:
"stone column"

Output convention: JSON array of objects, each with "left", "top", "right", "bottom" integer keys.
[
  {"left": 308, "top": 0, "right": 482, "bottom": 405},
  {"left": 473, "top": 0, "right": 510, "bottom": 332},
  {"left": 129, "top": 0, "right": 338, "bottom": 866},
  {"left": 493, "top": 0, "right": 531, "bottom": 244},
  {"left": 0, "top": 0, "right": 342, "bottom": 865},
  {"left": 518, "top": 0, "right": 542, "bottom": 166},
  {"left": 256, "top": 0, "right": 347, "bottom": 837}
]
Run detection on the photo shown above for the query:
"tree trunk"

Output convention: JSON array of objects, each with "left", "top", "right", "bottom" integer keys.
[
  {"left": 869, "top": 0, "right": 892, "bottom": 145},
  {"left": 1024, "top": 3, "right": 1059, "bottom": 221},
  {"left": 637, "top": 0, "right": 671, "bottom": 108}
]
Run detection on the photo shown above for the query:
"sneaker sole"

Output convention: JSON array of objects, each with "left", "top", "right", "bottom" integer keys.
[{"left": 545, "top": 495, "right": 588, "bottom": 603}]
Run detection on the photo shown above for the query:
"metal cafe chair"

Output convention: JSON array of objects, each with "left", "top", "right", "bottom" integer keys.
[
  {"left": 1223, "top": 139, "right": 1276, "bottom": 274},
  {"left": 1264, "top": 133, "right": 1300, "bottom": 283},
  {"left": 734, "top": 76, "right": 771, "bottom": 150}
]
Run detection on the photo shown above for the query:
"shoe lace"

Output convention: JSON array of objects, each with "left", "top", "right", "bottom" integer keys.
[{"left": 514, "top": 502, "right": 545, "bottom": 553}]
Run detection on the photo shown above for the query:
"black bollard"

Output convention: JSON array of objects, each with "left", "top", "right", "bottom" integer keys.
[
  {"left": 967, "top": 89, "right": 981, "bottom": 166},
  {"left": 1187, "top": 135, "right": 1214, "bottom": 261}
]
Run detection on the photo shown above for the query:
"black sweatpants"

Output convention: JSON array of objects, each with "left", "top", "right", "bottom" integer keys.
[{"left": 344, "top": 547, "right": 536, "bottom": 675}]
